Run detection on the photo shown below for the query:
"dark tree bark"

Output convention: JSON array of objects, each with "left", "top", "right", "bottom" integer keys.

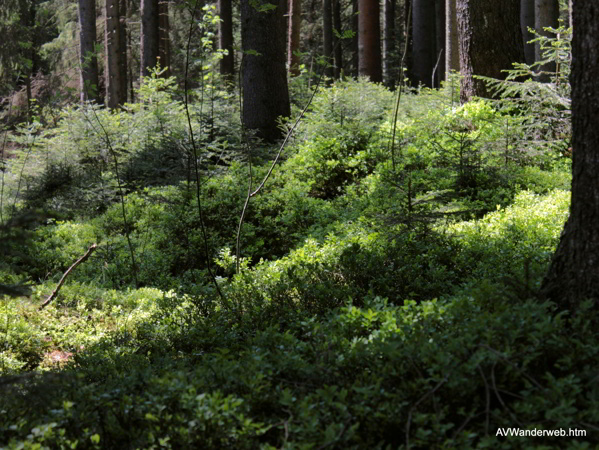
[
  {"left": 78, "top": 0, "right": 100, "bottom": 103},
  {"left": 118, "top": 0, "right": 128, "bottom": 100},
  {"left": 445, "top": 0, "right": 459, "bottom": 76},
  {"left": 383, "top": 0, "right": 396, "bottom": 87},
  {"left": 456, "top": 0, "right": 525, "bottom": 102},
  {"left": 105, "top": 0, "right": 124, "bottom": 108},
  {"left": 351, "top": 0, "right": 359, "bottom": 77},
  {"left": 159, "top": 0, "right": 171, "bottom": 77},
  {"left": 323, "top": 0, "right": 334, "bottom": 78},
  {"left": 219, "top": 0, "right": 234, "bottom": 79},
  {"left": 520, "top": 0, "right": 535, "bottom": 65},
  {"left": 535, "top": 0, "right": 559, "bottom": 80},
  {"left": 358, "top": 0, "right": 382, "bottom": 82},
  {"left": 140, "top": 0, "right": 159, "bottom": 77},
  {"left": 541, "top": 1, "right": 599, "bottom": 309},
  {"left": 434, "top": 0, "right": 445, "bottom": 86},
  {"left": 287, "top": 0, "right": 302, "bottom": 76},
  {"left": 332, "top": 0, "right": 343, "bottom": 78},
  {"left": 412, "top": 0, "right": 435, "bottom": 87},
  {"left": 241, "top": 0, "right": 290, "bottom": 142}
]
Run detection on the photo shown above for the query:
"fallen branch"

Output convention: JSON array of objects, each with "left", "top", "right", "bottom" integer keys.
[{"left": 39, "top": 244, "right": 97, "bottom": 310}]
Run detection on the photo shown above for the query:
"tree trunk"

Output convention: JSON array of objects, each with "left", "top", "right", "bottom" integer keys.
[
  {"left": 541, "top": 0, "right": 599, "bottom": 309},
  {"left": 520, "top": 0, "right": 535, "bottom": 65},
  {"left": 445, "top": 0, "right": 459, "bottom": 76},
  {"left": 118, "top": 0, "right": 128, "bottom": 101},
  {"left": 352, "top": 0, "right": 359, "bottom": 77},
  {"left": 140, "top": 0, "right": 159, "bottom": 78},
  {"left": 323, "top": 0, "right": 334, "bottom": 78},
  {"left": 535, "top": 0, "right": 559, "bottom": 80},
  {"left": 241, "top": 0, "right": 290, "bottom": 142},
  {"left": 333, "top": 0, "right": 343, "bottom": 78},
  {"left": 159, "top": 0, "right": 171, "bottom": 78},
  {"left": 287, "top": 0, "right": 302, "bottom": 76},
  {"left": 456, "top": 0, "right": 524, "bottom": 102},
  {"left": 358, "top": 0, "right": 382, "bottom": 82},
  {"left": 78, "top": 0, "right": 100, "bottom": 103},
  {"left": 383, "top": 0, "right": 396, "bottom": 87},
  {"left": 412, "top": 0, "right": 435, "bottom": 87},
  {"left": 434, "top": 0, "right": 445, "bottom": 86},
  {"left": 105, "top": 0, "right": 123, "bottom": 108},
  {"left": 219, "top": 0, "right": 234, "bottom": 79}
]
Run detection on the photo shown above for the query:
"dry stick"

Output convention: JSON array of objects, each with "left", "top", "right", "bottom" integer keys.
[
  {"left": 389, "top": 0, "right": 412, "bottom": 172},
  {"left": 235, "top": 42, "right": 335, "bottom": 275},
  {"left": 39, "top": 244, "right": 97, "bottom": 310},
  {"left": 182, "top": 0, "right": 225, "bottom": 302},
  {"left": 431, "top": 48, "right": 444, "bottom": 89}
]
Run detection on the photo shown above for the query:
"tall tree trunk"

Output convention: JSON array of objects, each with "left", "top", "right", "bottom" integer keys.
[
  {"left": 358, "top": 0, "right": 382, "bottom": 82},
  {"left": 535, "top": 0, "right": 559, "bottom": 80},
  {"left": 159, "top": 0, "right": 171, "bottom": 78},
  {"left": 118, "top": 0, "right": 128, "bottom": 101},
  {"left": 541, "top": 0, "right": 599, "bottom": 309},
  {"left": 383, "top": 0, "right": 396, "bottom": 87},
  {"left": 352, "top": 0, "right": 359, "bottom": 77},
  {"left": 520, "top": 0, "right": 535, "bottom": 65},
  {"left": 323, "top": 0, "right": 334, "bottom": 78},
  {"left": 412, "top": 0, "right": 435, "bottom": 87},
  {"left": 287, "top": 0, "right": 302, "bottom": 76},
  {"left": 456, "top": 0, "right": 524, "bottom": 102},
  {"left": 445, "top": 0, "right": 459, "bottom": 76},
  {"left": 219, "top": 0, "right": 234, "bottom": 79},
  {"left": 105, "top": 0, "right": 123, "bottom": 108},
  {"left": 241, "top": 0, "right": 290, "bottom": 142},
  {"left": 140, "top": 0, "right": 159, "bottom": 78},
  {"left": 78, "top": 0, "right": 100, "bottom": 103},
  {"left": 333, "top": 0, "right": 343, "bottom": 78},
  {"left": 434, "top": 0, "right": 445, "bottom": 86}
]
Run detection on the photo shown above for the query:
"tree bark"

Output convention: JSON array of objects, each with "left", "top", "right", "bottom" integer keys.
[
  {"left": 140, "top": 0, "right": 159, "bottom": 78},
  {"left": 352, "top": 0, "right": 359, "bottom": 77},
  {"left": 323, "top": 0, "right": 334, "bottom": 78},
  {"left": 118, "top": 0, "right": 128, "bottom": 100},
  {"left": 333, "top": 0, "right": 343, "bottom": 78},
  {"left": 434, "top": 0, "right": 445, "bottom": 86},
  {"left": 445, "top": 0, "right": 459, "bottom": 76},
  {"left": 412, "top": 0, "right": 435, "bottom": 87},
  {"left": 520, "top": 0, "right": 535, "bottom": 65},
  {"left": 159, "top": 0, "right": 171, "bottom": 78},
  {"left": 287, "top": 0, "right": 302, "bottom": 76},
  {"left": 535, "top": 0, "right": 559, "bottom": 80},
  {"left": 358, "top": 0, "right": 382, "bottom": 82},
  {"left": 383, "top": 0, "right": 396, "bottom": 87},
  {"left": 78, "top": 0, "right": 100, "bottom": 103},
  {"left": 456, "top": 0, "right": 524, "bottom": 102},
  {"left": 241, "top": 0, "right": 290, "bottom": 142},
  {"left": 541, "top": 1, "right": 599, "bottom": 309},
  {"left": 105, "top": 0, "right": 124, "bottom": 108},
  {"left": 219, "top": 0, "right": 234, "bottom": 79}
]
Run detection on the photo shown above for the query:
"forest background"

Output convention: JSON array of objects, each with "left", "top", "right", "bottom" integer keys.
[{"left": 0, "top": 0, "right": 597, "bottom": 448}]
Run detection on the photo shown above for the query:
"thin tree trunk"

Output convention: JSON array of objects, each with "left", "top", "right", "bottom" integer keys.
[
  {"left": 323, "top": 0, "right": 334, "bottom": 78},
  {"left": 521, "top": 0, "right": 535, "bottom": 65},
  {"left": 412, "top": 0, "right": 435, "bottom": 87},
  {"left": 287, "top": 0, "right": 302, "bottom": 76},
  {"left": 140, "top": 0, "right": 159, "bottom": 78},
  {"left": 358, "top": 0, "right": 382, "bottom": 82},
  {"left": 333, "top": 0, "right": 343, "bottom": 78},
  {"left": 383, "top": 0, "right": 396, "bottom": 87},
  {"left": 535, "top": 0, "right": 559, "bottom": 80},
  {"left": 219, "top": 0, "right": 234, "bottom": 79},
  {"left": 352, "top": 0, "right": 359, "bottom": 77},
  {"left": 445, "top": 0, "right": 459, "bottom": 76},
  {"left": 159, "top": 0, "right": 171, "bottom": 77},
  {"left": 541, "top": 0, "right": 599, "bottom": 309},
  {"left": 105, "top": 0, "right": 123, "bottom": 108},
  {"left": 456, "top": 0, "right": 525, "bottom": 102},
  {"left": 118, "top": 0, "right": 128, "bottom": 102}
]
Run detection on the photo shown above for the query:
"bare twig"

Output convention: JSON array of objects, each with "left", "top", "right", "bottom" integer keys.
[{"left": 39, "top": 244, "right": 97, "bottom": 310}]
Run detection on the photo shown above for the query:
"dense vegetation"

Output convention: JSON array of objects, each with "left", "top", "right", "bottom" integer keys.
[{"left": 1, "top": 21, "right": 597, "bottom": 449}]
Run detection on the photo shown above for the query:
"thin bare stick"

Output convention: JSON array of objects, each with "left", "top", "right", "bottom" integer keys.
[
  {"left": 431, "top": 49, "right": 444, "bottom": 88},
  {"left": 39, "top": 244, "right": 97, "bottom": 310}
]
